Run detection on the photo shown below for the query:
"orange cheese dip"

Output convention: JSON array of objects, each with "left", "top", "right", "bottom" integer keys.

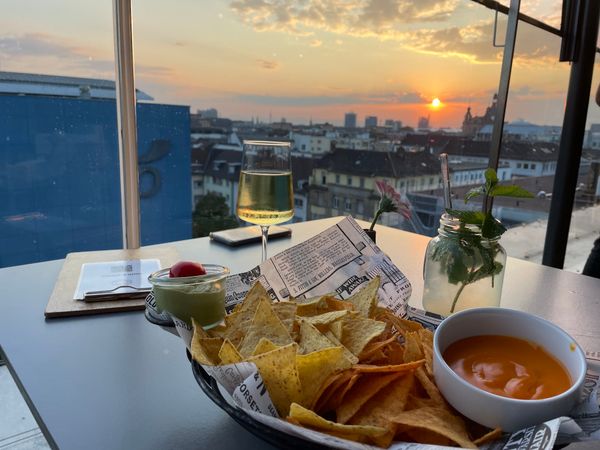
[{"left": 443, "top": 335, "right": 571, "bottom": 400}]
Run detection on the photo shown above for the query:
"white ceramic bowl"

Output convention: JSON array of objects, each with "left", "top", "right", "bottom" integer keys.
[{"left": 433, "top": 307, "right": 586, "bottom": 432}]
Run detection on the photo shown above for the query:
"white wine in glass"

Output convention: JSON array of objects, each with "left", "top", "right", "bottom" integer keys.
[{"left": 236, "top": 140, "right": 293, "bottom": 261}]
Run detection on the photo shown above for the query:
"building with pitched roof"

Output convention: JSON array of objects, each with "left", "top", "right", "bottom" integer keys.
[
  {"left": 308, "top": 147, "right": 442, "bottom": 227},
  {"left": 443, "top": 139, "right": 560, "bottom": 178}
]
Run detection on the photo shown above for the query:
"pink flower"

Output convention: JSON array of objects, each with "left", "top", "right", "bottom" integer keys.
[{"left": 370, "top": 180, "right": 411, "bottom": 231}]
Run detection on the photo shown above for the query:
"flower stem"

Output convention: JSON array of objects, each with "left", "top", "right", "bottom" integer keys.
[
  {"left": 450, "top": 281, "right": 467, "bottom": 314},
  {"left": 369, "top": 210, "right": 382, "bottom": 232}
]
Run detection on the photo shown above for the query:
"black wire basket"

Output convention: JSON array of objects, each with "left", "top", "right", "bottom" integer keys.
[{"left": 190, "top": 357, "right": 328, "bottom": 450}]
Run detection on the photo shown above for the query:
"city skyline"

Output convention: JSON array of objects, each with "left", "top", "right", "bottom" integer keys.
[{"left": 2, "top": 0, "right": 599, "bottom": 128}]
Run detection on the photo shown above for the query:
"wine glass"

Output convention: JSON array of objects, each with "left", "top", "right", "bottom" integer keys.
[{"left": 236, "top": 140, "right": 294, "bottom": 262}]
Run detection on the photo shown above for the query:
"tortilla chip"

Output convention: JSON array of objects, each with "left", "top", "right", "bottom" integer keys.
[
  {"left": 325, "top": 372, "right": 361, "bottom": 412},
  {"left": 191, "top": 318, "right": 211, "bottom": 339},
  {"left": 346, "top": 276, "right": 380, "bottom": 318},
  {"left": 206, "top": 324, "right": 228, "bottom": 339},
  {"left": 400, "top": 428, "right": 454, "bottom": 447},
  {"left": 384, "top": 341, "right": 405, "bottom": 365},
  {"left": 402, "top": 331, "right": 424, "bottom": 363},
  {"left": 390, "top": 406, "right": 476, "bottom": 448},
  {"left": 247, "top": 343, "right": 302, "bottom": 416},
  {"left": 407, "top": 397, "right": 439, "bottom": 410},
  {"left": 288, "top": 403, "right": 393, "bottom": 448},
  {"left": 304, "top": 310, "right": 350, "bottom": 327},
  {"left": 218, "top": 338, "right": 243, "bottom": 364},
  {"left": 225, "top": 281, "right": 270, "bottom": 338},
  {"left": 353, "top": 359, "right": 424, "bottom": 373},
  {"left": 239, "top": 298, "right": 293, "bottom": 357},
  {"left": 296, "top": 346, "right": 353, "bottom": 409},
  {"left": 336, "top": 372, "right": 404, "bottom": 424},
  {"left": 314, "top": 370, "right": 356, "bottom": 413},
  {"left": 473, "top": 427, "right": 503, "bottom": 446},
  {"left": 417, "top": 328, "right": 434, "bottom": 376},
  {"left": 233, "top": 280, "right": 269, "bottom": 313},
  {"left": 323, "top": 331, "right": 359, "bottom": 364},
  {"left": 325, "top": 297, "right": 355, "bottom": 311},
  {"left": 415, "top": 367, "right": 446, "bottom": 405},
  {"left": 349, "top": 373, "right": 415, "bottom": 428},
  {"left": 340, "top": 315, "right": 386, "bottom": 356},
  {"left": 380, "top": 310, "right": 424, "bottom": 334},
  {"left": 272, "top": 302, "right": 297, "bottom": 333},
  {"left": 252, "top": 338, "right": 281, "bottom": 356},
  {"left": 359, "top": 333, "right": 400, "bottom": 362},
  {"left": 191, "top": 335, "right": 223, "bottom": 366},
  {"left": 329, "top": 320, "right": 343, "bottom": 341},
  {"left": 298, "top": 319, "right": 335, "bottom": 354},
  {"left": 294, "top": 295, "right": 328, "bottom": 316}
]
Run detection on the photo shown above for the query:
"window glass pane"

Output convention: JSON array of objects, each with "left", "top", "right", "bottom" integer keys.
[
  {"left": 497, "top": 0, "right": 562, "bottom": 28},
  {"left": 0, "top": 1, "right": 118, "bottom": 268},
  {"left": 131, "top": 1, "right": 508, "bottom": 241},
  {"left": 498, "top": 20, "right": 573, "bottom": 267},
  {"left": 566, "top": 55, "right": 600, "bottom": 276}
]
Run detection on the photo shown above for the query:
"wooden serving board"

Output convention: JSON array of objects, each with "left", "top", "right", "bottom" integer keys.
[{"left": 45, "top": 247, "right": 179, "bottom": 318}]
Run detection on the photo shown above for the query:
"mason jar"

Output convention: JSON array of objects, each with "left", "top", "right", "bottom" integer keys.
[{"left": 422, "top": 213, "right": 506, "bottom": 316}]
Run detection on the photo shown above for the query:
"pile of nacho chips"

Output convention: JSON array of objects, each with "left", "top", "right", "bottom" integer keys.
[{"left": 190, "top": 277, "right": 501, "bottom": 449}]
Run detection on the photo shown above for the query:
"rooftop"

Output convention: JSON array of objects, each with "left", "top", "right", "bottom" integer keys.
[
  {"left": 315, "top": 147, "right": 440, "bottom": 178},
  {"left": 444, "top": 139, "right": 560, "bottom": 162},
  {"left": 0, "top": 71, "right": 153, "bottom": 100}
]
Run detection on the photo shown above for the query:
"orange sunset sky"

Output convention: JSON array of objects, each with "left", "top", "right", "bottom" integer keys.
[{"left": 2, "top": 0, "right": 599, "bottom": 128}]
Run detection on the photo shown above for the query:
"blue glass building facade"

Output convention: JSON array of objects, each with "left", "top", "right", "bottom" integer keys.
[{"left": 1, "top": 94, "right": 191, "bottom": 268}]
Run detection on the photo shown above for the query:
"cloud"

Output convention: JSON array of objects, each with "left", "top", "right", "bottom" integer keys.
[
  {"left": 0, "top": 33, "right": 172, "bottom": 81},
  {"left": 309, "top": 39, "right": 322, "bottom": 47},
  {"left": 229, "top": 0, "right": 461, "bottom": 37},
  {"left": 0, "top": 33, "right": 86, "bottom": 58},
  {"left": 396, "top": 21, "right": 558, "bottom": 64},
  {"left": 256, "top": 59, "right": 279, "bottom": 69},
  {"left": 229, "top": 1, "right": 559, "bottom": 65}
]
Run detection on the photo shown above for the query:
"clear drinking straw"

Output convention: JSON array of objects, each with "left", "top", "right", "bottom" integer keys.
[{"left": 439, "top": 153, "right": 452, "bottom": 210}]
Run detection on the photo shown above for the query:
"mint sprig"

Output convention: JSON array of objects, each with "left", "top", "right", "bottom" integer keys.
[{"left": 430, "top": 169, "right": 534, "bottom": 313}]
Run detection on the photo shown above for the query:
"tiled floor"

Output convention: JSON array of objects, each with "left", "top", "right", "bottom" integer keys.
[{"left": 0, "top": 365, "right": 50, "bottom": 450}]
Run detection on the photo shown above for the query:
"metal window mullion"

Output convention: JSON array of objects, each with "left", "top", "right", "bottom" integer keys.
[
  {"left": 113, "top": 0, "right": 141, "bottom": 249},
  {"left": 484, "top": 0, "right": 520, "bottom": 213},
  {"left": 542, "top": 0, "right": 600, "bottom": 268}
]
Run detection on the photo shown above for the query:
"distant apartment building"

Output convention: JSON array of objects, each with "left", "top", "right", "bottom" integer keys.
[
  {"left": 198, "top": 108, "right": 218, "bottom": 118},
  {"left": 476, "top": 121, "right": 561, "bottom": 143},
  {"left": 290, "top": 158, "right": 315, "bottom": 222},
  {"left": 365, "top": 116, "right": 378, "bottom": 128},
  {"left": 586, "top": 124, "right": 600, "bottom": 149},
  {"left": 308, "top": 148, "right": 441, "bottom": 228},
  {"left": 417, "top": 115, "right": 430, "bottom": 130},
  {"left": 291, "top": 132, "right": 331, "bottom": 156},
  {"left": 443, "top": 140, "right": 559, "bottom": 178},
  {"left": 384, "top": 119, "right": 403, "bottom": 131},
  {"left": 344, "top": 112, "right": 357, "bottom": 128},
  {"left": 449, "top": 161, "right": 512, "bottom": 186},
  {"left": 190, "top": 147, "right": 242, "bottom": 214},
  {"left": 335, "top": 134, "right": 371, "bottom": 150},
  {"left": 192, "top": 146, "right": 315, "bottom": 223}
]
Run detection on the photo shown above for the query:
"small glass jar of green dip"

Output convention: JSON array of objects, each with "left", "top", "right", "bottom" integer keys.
[{"left": 148, "top": 264, "right": 229, "bottom": 329}]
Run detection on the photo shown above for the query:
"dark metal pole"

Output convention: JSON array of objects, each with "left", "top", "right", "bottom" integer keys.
[
  {"left": 542, "top": 0, "right": 600, "bottom": 268},
  {"left": 484, "top": 0, "right": 520, "bottom": 214}
]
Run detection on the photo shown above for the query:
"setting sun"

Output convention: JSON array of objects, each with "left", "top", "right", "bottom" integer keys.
[{"left": 431, "top": 98, "right": 442, "bottom": 108}]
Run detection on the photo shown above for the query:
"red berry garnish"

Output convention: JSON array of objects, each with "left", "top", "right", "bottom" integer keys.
[{"left": 169, "top": 261, "right": 206, "bottom": 277}]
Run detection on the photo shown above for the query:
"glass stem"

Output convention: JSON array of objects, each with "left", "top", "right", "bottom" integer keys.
[{"left": 260, "top": 225, "right": 269, "bottom": 262}]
